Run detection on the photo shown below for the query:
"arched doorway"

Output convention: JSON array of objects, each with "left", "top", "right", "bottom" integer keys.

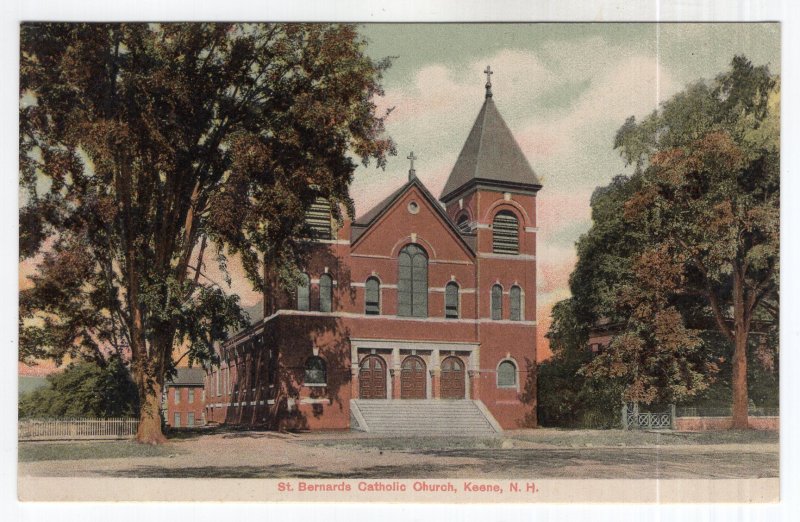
[
  {"left": 401, "top": 356, "right": 427, "bottom": 399},
  {"left": 440, "top": 356, "right": 465, "bottom": 399},
  {"left": 359, "top": 355, "right": 387, "bottom": 399}
]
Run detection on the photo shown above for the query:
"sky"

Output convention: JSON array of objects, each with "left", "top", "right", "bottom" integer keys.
[{"left": 18, "top": 23, "right": 781, "bottom": 375}]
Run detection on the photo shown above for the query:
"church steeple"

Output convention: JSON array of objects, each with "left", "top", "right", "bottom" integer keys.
[{"left": 440, "top": 68, "right": 541, "bottom": 204}]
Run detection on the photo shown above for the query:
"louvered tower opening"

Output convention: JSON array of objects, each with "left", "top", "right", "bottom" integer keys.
[
  {"left": 306, "top": 197, "right": 332, "bottom": 240},
  {"left": 492, "top": 211, "right": 519, "bottom": 254}
]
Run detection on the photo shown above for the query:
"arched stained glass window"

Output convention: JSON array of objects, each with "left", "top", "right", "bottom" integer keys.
[
  {"left": 445, "top": 282, "right": 459, "bottom": 319},
  {"left": 497, "top": 360, "right": 517, "bottom": 387},
  {"left": 319, "top": 273, "right": 333, "bottom": 313},
  {"left": 510, "top": 285, "right": 522, "bottom": 321},
  {"left": 297, "top": 273, "right": 310, "bottom": 311},
  {"left": 493, "top": 210, "right": 519, "bottom": 254},
  {"left": 398, "top": 244, "right": 428, "bottom": 317},
  {"left": 365, "top": 277, "right": 380, "bottom": 315},
  {"left": 491, "top": 284, "right": 503, "bottom": 320}
]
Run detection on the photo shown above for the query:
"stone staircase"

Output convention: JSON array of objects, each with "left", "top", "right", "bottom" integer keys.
[{"left": 350, "top": 399, "right": 501, "bottom": 436}]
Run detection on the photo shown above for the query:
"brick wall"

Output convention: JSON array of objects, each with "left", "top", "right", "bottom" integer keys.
[
  {"left": 165, "top": 385, "right": 207, "bottom": 427},
  {"left": 675, "top": 416, "right": 779, "bottom": 431}
]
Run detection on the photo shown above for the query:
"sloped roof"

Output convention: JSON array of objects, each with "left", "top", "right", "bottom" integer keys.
[
  {"left": 441, "top": 97, "right": 541, "bottom": 202},
  {"left": 351, "top": 177, "right": 474, "bottom": 254},
  {"left": 167, "top": 367, "right": 206, "bottom": 386}
]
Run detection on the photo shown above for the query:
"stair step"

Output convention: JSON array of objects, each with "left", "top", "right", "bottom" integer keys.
[{"left": 351, "top": 399, "right": 500, "bottom": 435}]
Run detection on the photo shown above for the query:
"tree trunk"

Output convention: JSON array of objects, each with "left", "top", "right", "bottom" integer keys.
[
  {"left": 731, "top": 326, "right": 749, "bottom": 429},
  {"left": 731, "top": 269, "right": 750, "bottom": 429},
  {"left": 134, "top": 359, "right": 167, "bottom": 444}
]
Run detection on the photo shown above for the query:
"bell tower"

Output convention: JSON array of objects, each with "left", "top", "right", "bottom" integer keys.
[{"left": 440, "top": 68, "right": 542, "bottom": 426}]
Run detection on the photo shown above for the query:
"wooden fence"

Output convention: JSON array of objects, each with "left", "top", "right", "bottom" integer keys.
[{"left": 19, "top": 417, "right": 139, "bottom": 441}]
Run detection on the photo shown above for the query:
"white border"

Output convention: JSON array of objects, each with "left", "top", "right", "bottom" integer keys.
[{"left": 4, "top": 2, "right": 797, "bottom": 522}]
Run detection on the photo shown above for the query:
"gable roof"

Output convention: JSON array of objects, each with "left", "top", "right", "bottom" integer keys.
[
  {"left": 351, "top": 177, "right": 474, "bottom": 255},
  {"left": 441, "top": 97, "right": 541, "bottom": 202},
  {"left": 167, "top": 367, "right": 206, "bottom": 386}
]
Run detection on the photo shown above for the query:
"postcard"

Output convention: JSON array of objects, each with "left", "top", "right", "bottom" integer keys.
[{"left": 16, "top": 20, "right": 781, "bottom": 505}]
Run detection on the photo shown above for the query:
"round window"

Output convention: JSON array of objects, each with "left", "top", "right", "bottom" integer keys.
[{"left": 408, "top": 201, "right": 420, "bottom": 214}]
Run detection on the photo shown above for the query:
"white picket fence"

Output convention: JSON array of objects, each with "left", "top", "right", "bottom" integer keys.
[{"left": 19, "top": 417, "right": 139, "bottom": 441}]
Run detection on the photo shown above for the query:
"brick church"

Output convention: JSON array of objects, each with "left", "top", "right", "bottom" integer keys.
[{"left": 204, "top": 70, "right": 542, "bottom": 433}]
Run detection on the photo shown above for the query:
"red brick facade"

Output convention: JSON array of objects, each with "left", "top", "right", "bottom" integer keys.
[
  {"left": 205, "top": 91, "right": 542, "bottom": 431},
  {"left": 164, "top": 384, "right": 206, "bottom": 428}
]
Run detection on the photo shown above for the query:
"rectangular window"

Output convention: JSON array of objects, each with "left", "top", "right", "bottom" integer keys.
[
  {"left": 188, "top": 388, "right": 195, "bottom": 404},
  {"left": 187, "top": 412, "right": 195, "bottom": 427},
  {"left": 173, "top": 412, "right": 181, "bottom": 428},
  {"left": 201, "top": 389, "right": 206, "bottom": 402},
  {"left": 174, "top": 388, "right": 180, "bottom": 404},
  {"left": 215, "top": 370, "right": 220, "bottom": 397}
]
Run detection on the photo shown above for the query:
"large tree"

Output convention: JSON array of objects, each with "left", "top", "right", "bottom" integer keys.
[
  {"left": 551, "top": 174, "right": 717, "bottom": 412},
  {"left": 19, "top": 23, "right": 395, "bottom": 443},
  {"left": 612, "top": 56, "right": 779, "bottom": 428}
]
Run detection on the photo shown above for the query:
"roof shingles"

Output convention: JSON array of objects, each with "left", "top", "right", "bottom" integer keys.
[{"left": 440, "top": 97, "right": 541, "bottom": 202}]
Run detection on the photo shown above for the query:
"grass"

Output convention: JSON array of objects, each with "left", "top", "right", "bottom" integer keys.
[{"left": 19, "top": 441, "right": 186, "bottom": 462}]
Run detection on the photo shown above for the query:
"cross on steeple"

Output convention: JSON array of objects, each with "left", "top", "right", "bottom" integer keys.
[
  {"left": 484, "top": 65, "right": 493, "bottom": 98},
  {"left": 407, "top": 151, "right": 417, "bottom": 180}
]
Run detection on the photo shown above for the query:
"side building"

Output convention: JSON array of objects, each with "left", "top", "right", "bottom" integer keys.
[
  {"left": 205, "top": 76, "right": 542, "bottom": 432},
  {"left": 164, "top": 367, "right": 207, "bottom": 428}
]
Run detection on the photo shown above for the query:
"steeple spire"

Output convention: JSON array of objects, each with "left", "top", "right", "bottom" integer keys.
[
  {"left": 407, "top": 151, "right": 417, "bottom": 181},
  {"left": 484, "top": 65, "right": 493, "bottom": 98}
]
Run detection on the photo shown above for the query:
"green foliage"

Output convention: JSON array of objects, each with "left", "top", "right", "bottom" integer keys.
[
  {"left": 19, "top": 357, "right": 139, "bottom": 418},
  {"left": 537, "top": 299, "right": 623, "bottom": 428}
]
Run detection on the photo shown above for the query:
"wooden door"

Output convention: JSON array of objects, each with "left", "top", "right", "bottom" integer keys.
[
  {"left": 440, "top": 356, "right": 465, "bottom": 399},
  {"left": 401, "top": 356, "right": 427, "bottom": 399},
  {"left": 359, "top": 355, "right": 386, "bottom": 399}
]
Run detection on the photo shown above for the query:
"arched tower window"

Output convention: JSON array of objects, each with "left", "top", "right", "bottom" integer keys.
[
  {"left": 319, "top": 273, "right": 333, "bottom": 313},
  {"left": 365, "top": 277, "right": 380, "bottom": 315},
  {"left": 306, "top": 197, "right": 332, "bottom": 239},
  {"left": 398, "top": 244, "right": 428, "bottom": 317},
  {"left": 510, "top": 285, "right": 522, "bottom": 321},
  {"left": 492, "top": 210, "right": 519, "bottom": 254},
  {"left": 297, "top": 273, "right": 310, "bottom": 311},
  {"left": 456, "top": 213, "right": 471, "bottom": 233},
  {"left": 445, "top": 282, "right": 459, "bottom": 319},
  {"left": 491, "top": 284, "right": 503, "bottom": 320}
]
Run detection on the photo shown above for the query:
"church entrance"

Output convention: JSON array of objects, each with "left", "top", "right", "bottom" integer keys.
[
  {"left": 440, "top": 356, "right": 465, "bottom": 399},
  {"left": 359, "top": 355, "right": 387, "bottom": 399},
  {"left": 400, "top": 356, "right": 427, "bottom": 399}
]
